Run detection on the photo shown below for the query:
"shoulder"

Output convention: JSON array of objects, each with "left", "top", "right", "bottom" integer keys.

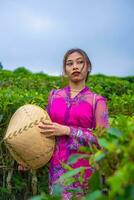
[
  {"left": 86, "top": 87, "right": 107, "bottom": 102},
  {"left": 48, "top": 87, "right": 66, "bottom": 98},
  {"left": 94, "top": 93, "right": 107, "bottom": 102}
]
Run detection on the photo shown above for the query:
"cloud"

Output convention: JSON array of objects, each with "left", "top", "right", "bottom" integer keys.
[
  {"left": 0, "top": 0, "right": 134, "bottom": 77},
  {"left": 19, "top": 10, "right": 56, "bottom": 34}
]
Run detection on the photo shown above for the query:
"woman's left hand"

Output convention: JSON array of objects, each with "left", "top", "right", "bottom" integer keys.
[{"left": 38, "top": 121, "right": 70, "bottom": 137}]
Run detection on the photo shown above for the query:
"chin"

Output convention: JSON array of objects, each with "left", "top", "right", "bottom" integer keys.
[{"left": 72, "top": 78, "right": 82, "bottom": 83}]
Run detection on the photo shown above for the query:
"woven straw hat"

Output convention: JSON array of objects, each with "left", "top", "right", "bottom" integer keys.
[{"left": 4, "top": 104, "right": 55, "bottom": 169}]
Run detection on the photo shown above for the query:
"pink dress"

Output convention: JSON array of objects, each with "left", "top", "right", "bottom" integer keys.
[{"left": 46, "top": 86, "right": 109, "bottom": 199}]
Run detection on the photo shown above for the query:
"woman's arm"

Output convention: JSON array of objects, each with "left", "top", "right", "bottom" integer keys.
[{"left": 69, "top": 98, "right": 109, "bottom": 147}]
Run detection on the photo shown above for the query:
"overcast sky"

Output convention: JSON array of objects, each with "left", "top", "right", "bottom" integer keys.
[{"left": 0, "top": 0, "right": 134, "bottom": 76}]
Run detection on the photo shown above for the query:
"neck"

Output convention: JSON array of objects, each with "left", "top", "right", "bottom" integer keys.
[{"left": 69, "top": 80, "right": 85, "bottom": 91}]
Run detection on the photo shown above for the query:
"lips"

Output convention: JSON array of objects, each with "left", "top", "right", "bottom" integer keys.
[{"left": 72, "top": 71, "right": 80, "bottom": 76}]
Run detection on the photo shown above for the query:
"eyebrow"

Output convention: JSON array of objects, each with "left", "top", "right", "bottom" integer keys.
[{"left": 66, "top": 57, "right": 83, "bottom": 62}]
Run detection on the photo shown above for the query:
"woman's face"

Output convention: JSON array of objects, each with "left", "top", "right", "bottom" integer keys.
[{"left": 64, "top": 52, "right": 88, "bottom": 83}]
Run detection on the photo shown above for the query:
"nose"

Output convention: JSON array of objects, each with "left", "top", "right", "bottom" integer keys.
[{"left": 72, "top": 62, "right": 78, "bottom": 70}]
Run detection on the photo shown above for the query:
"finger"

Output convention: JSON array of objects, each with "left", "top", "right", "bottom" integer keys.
[
  {"left": 41, "top": 133, "right": 55, "bottom": 137},
  {"left": 38, "top": 125, "right": 44, "bottom": 129},
  {"left": 18, "top": 165, "right": 23, "bottom": 171},
  {"left": 38, "top": 126, "right": 54, "bottom": 130},
  {"left": 38, "top": 122, "right": 52, "bottom": 128},
  {"left": 40, "top": 129, "right": 54, "bottom": 134},
  {"left": 46, "top": 133, "right": 56, "bottom": 137},
  {"left": 39, "top": 126, "right": 54, "bottom": 131},
  {"left": 18, "top": 165, "right": 28, "bottom": 171},
  {"left": 38, "top": 125, "right": 46, "bottom": 129},
  {"left": 41, "top": 121, "right": 53, "bottom": 125},
  {"left": 39, "top": 124, "right": 54, "bottom": 128}
]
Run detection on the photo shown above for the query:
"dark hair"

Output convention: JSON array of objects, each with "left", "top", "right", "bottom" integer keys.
[{"left": 63, "top": 48, "right": 92, "bottom": 82}]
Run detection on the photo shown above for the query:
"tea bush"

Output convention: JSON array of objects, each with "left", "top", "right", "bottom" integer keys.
[{"left": 0, "top": 67, "right": 134, "bottom": 200}]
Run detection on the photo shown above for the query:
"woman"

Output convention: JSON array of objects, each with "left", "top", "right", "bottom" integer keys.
[
  {"left": 38, "top": 48, "right": 110, "bottom": 199},
  {"left": 19, "top": 48, "right": 109, "bottom": 199}
]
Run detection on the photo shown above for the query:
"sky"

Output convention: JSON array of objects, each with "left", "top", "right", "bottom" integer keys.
[{"left": 0, "top": 0, "right": 134, "bottom": 77}]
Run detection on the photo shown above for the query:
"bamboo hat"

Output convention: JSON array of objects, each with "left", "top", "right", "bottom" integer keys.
[{"left": 4, "top": 104, "right": 55, "bottom": 170}]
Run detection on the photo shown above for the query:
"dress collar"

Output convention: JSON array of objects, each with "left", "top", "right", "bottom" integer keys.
[{"left": 65, "top": 85, "right": 90, "bottom": 100}]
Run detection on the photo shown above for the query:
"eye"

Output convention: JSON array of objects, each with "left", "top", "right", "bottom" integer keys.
[
  {"left": 66, "top": 62, "right": 73, "bottom": 66},
  {"left": 77, "top": 60, "right": 84, "bottom": 65}
]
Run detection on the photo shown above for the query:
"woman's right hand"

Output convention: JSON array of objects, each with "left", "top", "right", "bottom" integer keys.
[{"left": 18, "top": 164, "right": 29, "bottom": 171}]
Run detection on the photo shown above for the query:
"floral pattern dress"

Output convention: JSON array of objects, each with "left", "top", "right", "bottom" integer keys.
[{"left": 46, "top": 86, "right": 109, "bottom": 199}]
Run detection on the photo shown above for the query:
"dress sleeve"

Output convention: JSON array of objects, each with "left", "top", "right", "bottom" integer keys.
[
  {"left": 45, "top": 90, "right": 55, "bottom": 115},
  {"left": 94, "top": 97, "right": 110, "bottom": 130},
  {"left": 69, "top": 97, "right": 109, "bottom": 148}
]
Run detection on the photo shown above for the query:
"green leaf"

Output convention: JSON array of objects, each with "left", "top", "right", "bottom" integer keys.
[
  {"left": 79, "top": 146, "right": 93, "bottom": 153},
  {"left": 98, "top": 138, "right": 110, "bottom": 148},
  {"left": 0, "top": 114, "right": 3, "bottom": 123},
  {"left": 94, "top": 151, "right": 106, "bottom": 162},
  {"left": 29, "top": 195, "right": 43, "bottom": 200},
  {"left": 108, "top": 128, "right": 122, "bottom": 138},
  {"left": 89, "top": 171, "right": 101, "bottom": 191},
  {"left": 52, "top": 184, "right": 63, "bottom": 197},
  {"left": 61, "top": 162, "right": 73, "bottom": 171},
  {"left": 68, "top": 153, "right": 89, "bottom": 165},
  {"left": 85, "top": 190, "right": 102, "bottom": 200},
  {"left": 59, "top": 167, "right": 86, "bottom": 181}
]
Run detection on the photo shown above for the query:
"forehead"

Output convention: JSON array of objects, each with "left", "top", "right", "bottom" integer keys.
[{"left": 66, "top": 52, "right": 84, "bottom": 61}]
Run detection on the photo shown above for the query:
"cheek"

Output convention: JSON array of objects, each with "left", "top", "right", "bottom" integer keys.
[
  {"left": 81, "top": 64, "right": 88, "bottom": 73},
  {"left": 82, "top": 68, "right": 88, "bottom": 77},
  {"left": 65, "top": 66, "right": 72, "bottom": 75}
]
